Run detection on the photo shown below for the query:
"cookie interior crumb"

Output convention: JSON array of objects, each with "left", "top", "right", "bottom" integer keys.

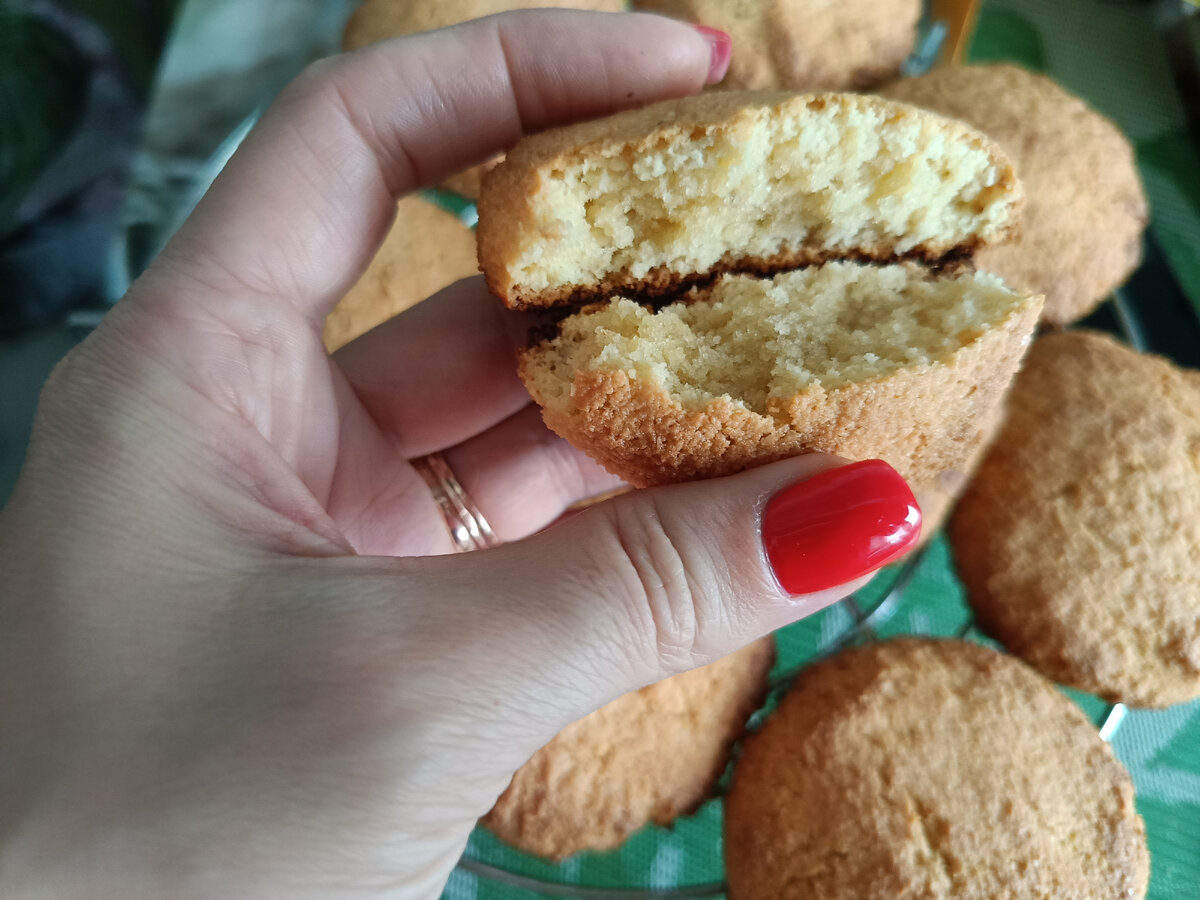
[
  {"left": 508, "top": 98, "right": 1013, "bottom": 296},
  {"left": 525, "top": 263, "right": 1023, "bottom": 415}
]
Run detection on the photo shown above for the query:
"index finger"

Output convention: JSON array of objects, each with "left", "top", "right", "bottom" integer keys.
[{"left": 140, "top": 10, "right": 719, "bottom": 325}]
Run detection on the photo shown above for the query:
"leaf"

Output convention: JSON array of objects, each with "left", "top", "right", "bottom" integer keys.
[
  {"left": 0, "top": 8, "right": 90, "bottom": 237},
  {"left": 63, "top": 0, "right": 181, "bottom": 93},
  {"left": 967, "top": 7, "right": 1047, "bottom": 71}
]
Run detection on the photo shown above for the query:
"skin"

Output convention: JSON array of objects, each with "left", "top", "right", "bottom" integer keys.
[{"left": 0, "top": 12, "right": 883, "bottom": 898}]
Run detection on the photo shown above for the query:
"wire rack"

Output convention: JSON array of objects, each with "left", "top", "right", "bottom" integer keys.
[{"left": 454, "top": 287, "right": 1148, "bottom": 899}]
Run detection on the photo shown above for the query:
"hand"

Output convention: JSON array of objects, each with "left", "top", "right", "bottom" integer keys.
[{"left": 0, "top": 11, "right": 920, "bottom": 899}]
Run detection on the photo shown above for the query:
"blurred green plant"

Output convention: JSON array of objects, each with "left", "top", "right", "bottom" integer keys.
[
  {"left": 64, "top": 0, "right": 180, "bottom": 94},
  {"left": 0, "top": 6, "right": 89, "bottom": 238}
]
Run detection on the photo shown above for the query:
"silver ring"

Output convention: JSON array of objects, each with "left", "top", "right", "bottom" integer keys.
[{"left": 411, "top": 452, "right": 500, "bottom": 552}]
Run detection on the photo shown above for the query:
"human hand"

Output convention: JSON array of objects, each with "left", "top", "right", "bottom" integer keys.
[{"left": 0, "top": 11, "right": 920, "bottom": 899}]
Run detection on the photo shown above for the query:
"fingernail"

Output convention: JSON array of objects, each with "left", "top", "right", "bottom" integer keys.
[
  {"left": 692, "top": 25, "right": 731, "bottom": 84},
  {"left": 762, "top": 460, "right": 921, "bottom": 595}
]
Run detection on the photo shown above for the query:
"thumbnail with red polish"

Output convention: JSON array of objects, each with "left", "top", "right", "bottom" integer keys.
[{"left": 762, "top": 460, "right": 922, "bottom": 595}]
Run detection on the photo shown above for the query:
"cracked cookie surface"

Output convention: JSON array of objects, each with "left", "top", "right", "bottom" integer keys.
[{"left": 724, "top": 638, "right": 1148, "bottom": 899}]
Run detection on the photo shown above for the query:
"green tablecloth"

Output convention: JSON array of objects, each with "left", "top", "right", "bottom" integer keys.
[{"left": 446, "top": 2, "right": 1200, "bottom": 896}]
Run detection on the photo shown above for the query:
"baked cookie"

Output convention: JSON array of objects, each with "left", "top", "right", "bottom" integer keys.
[
  {"left": 477, "top": 92, "right": 1022, "bottom": 310},
  {"left": 634, "top": 0, "right": 920, "bottom": 91},
  {"left": 951, "top": 331, "right": 1200, "bottom": 707},
  {"left": 323, "top": 195, "right": 478, "bottom": 352},
  {"left": 519, "top": 263, "right": 1040, "bottom": 491},
  {"left": 343, "top": 0, "right": 625, "bottom": 50},
  {"left": 342, "top": 0, "right": 624, "bottom": 200},
  {"left": 483, "top": 638, "right": 773, "bottom": 859},
  {"left": 725, "top": 638, "right": 1149, "bottom": 900},
  {"left": 883, "top": 64, "right": 1148, "bottom": 325},
  {"left": 480, "top": 91, "right": 1039, "bottom": 520}
]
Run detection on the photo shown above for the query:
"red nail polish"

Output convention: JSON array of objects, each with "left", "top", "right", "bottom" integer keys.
[
  {"left": 692, "top": 25, "right": 731, "bottom": 84},
  {"left": 762, "top": 460, "right": 921, "bottom": 595}
]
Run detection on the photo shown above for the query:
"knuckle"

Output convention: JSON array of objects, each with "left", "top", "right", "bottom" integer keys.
[{"left": 604, "top": 496, "right": 711, "bottom": 670}]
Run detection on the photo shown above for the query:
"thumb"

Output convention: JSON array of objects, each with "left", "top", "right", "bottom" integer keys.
[{"left": 406, "top": 455, "right": 921, "bottom": 731}]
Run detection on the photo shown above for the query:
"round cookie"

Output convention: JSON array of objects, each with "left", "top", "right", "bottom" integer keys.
[
  {"left": 951, "top": 330, "right": 1200, "bottom": 707},
  {"left": 883, "top": 64, "right": 1148, "bottom": 325},
  {"left": 725, "top": 638, "right": 1149, "bottom": 900},
  {"left": 483, "top": 638, "right": 773, "bottom": 859},
  {"left": 323, "top": 195, "right": 478, "bottom": 352},
  {"left": 634, "top": 0, "right": 920, "bottom": 91}
]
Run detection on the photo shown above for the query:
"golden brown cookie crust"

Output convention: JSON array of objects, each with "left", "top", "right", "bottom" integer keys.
[
  {"left": 519, "top": 276, "right": 1041, "bottom": 501},
  {"left": 725, "top": 638, "right": 1149, "bottom": 900},
  {"left": 483, "top": 638, "right": 774, "bottom": 859},
  {"left": 478, "top": 91, "right": 1022, "bottom": 310},
  {"left": 322, "top": 195, "right": 478, "bottom": 352},
  {"left": 951, "top": 331, "right": 1200, "bottom": 707},
  {"left": 882, "top": 64, "right": 1148, "bottom": 325},
  {"left": 343, "top": 0, "right": 624, "bottom": 50},
  {"left": 635, "top": 0, "right": 920, "bottom": 91}
]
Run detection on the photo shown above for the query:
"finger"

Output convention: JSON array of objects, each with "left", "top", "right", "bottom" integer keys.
[
  {"left": 443, "top": 404, "right": 627, "bottom": 541},
  {"left": 332, "top": 278, "right": 538, "bottom": 456},
  {"left": 141, "top": 10, "right": 717, "bottom": 324},
  {"left": 351, "top": 455, "right": 922, "bottom": 737}
]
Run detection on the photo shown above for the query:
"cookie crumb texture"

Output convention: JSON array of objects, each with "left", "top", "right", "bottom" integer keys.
[
  {"left": 478, "top": 93, "right": 1020, "bottom": 309},
  {"left": 724, "top": 639, "right": 1149, "bottom": 900},
  {"left": 483, "top": 639, "right": 773, "bottom": 859},
  {"left": 635, "top": 0, "right": 921, "bottom": 91},
  {"left": 520, "top": 263, "right": 1041, "bottom": 489},
  {"left": 883, "top": 64, "right": 1148, "bottom": 325},
  {"left": 952, "top": 331, "right": 1200, "bottom": 707}
]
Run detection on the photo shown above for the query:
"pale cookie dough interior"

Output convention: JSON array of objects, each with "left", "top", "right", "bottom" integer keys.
[
  {"left": 506, "top": 98, "right": 1015, "bottom": 297},
  {"left": 525, "top": 263, "right": 1025, "bottom": 417}
]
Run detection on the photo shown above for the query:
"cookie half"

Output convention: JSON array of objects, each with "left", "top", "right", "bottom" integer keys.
[
  {"left": 951, "top": 331, "right": 1200, "bottom": 707},
  {"left": 478, "top": 92, "right": 1022, "bottom": 310},
  {"left": 483, "top": 638, "right": 773, "bottom": 859},
  {"left": 725, "top": 638, "right": 1149, "bottom": 900},
  {"left": 882, "top": 64, "right": 1148, "bottom": 325},
  {"left": 634, "top": 0, "right": 920, "bottom": 91},
  {"left": 520, "top": 263, "right": 1040, "bottom": 495},
  {"left": 323, "top": 195, "right": 478, "bottom": 352}
]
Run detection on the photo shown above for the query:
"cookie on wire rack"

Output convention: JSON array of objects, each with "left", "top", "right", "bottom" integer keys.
[
  {"left": 882, "top": 63, "right": 1149, "bottom": 325},
  {"left": 633, "top": 0, "right": 921, "bottom": 91},
  {"left": 483, "top": 638, "right": 773, "bottom": 859},
  {"left": 322, "top": 195, "right": 478, "bottom": 352},
  {"left": 724, "top": 638, "right": 1149, "bottom": 900},
  {"left": 951, "top": 330, "right": 1200, "bottom": 707}
]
